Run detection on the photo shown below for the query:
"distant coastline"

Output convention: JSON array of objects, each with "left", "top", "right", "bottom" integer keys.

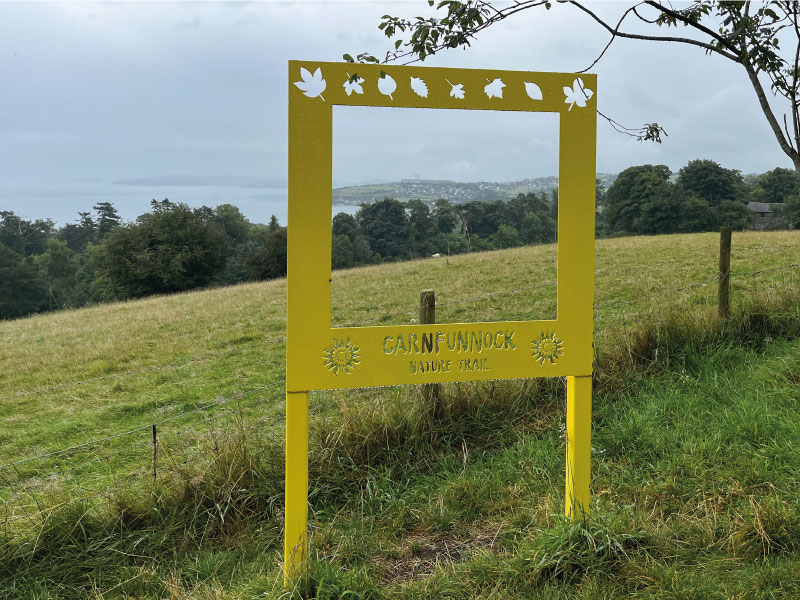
[{"left": 113, "top": 175, "right": 287, "bottom": 188}]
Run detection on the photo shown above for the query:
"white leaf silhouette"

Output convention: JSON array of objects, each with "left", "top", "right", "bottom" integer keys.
[
  {"left": 484, "top": 78, "right": 505, "bottom": 99},
  {"left": 563, "top": 78, "right": 593, "bottom": 111},
  {"left": 410, "top": 76, "right": 428, "bottom": 98},
  {"left": 294, "top": 67, "right": 326, "bottom": 101},
  {"left": 378, "top": 73, "right": 397, "bottom": 100},
  {"left": 525, "top": 82, "right": 543, "bottom": 101},
  {"left": 446, "top": 79, "right": 465, "bottom": 99},
  {"left": 343, "top": 72, "right": 365, "bottom": 96}
]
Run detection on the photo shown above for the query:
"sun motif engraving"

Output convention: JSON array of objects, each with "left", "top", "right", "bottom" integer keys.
[
  {"left": 531, "top": 330, "right": 564, "bottom": 365},
  {"left": 322, "top": 338, "right": 361, "bottom": 375}
]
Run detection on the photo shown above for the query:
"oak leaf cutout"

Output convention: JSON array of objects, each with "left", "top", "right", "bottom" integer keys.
[
  {"left": 525, "top": 82, "right": 543, "bottom": 101},
  {"left": 484, "top": 78, "right": 505, "bottom": 99},
  {"left": 564, "top": 78, "right": 593, "bottom": 111},
  {"left": 343, "top": 72, "right": 365, "bottom": 96},
  {"left": 294, "top": 67, "right": 326, "bottom": 101},
  {"left": 410, "top": 76, "right": 428, "bottom": 97},
  {"left": 446, "top": 79, "right": 465, "bottom": 99},
  {"left": 378, "top": 72, "right": 397, "bottom": 100}
]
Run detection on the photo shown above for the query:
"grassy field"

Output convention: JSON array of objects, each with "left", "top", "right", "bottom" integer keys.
[{"left": 2, "top": 230, "right": 800, "bottom": 598}]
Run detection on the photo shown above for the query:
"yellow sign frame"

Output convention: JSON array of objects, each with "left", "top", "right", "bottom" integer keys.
[{"left": 285, "top": 60, "right": 596, "bottom": 583}]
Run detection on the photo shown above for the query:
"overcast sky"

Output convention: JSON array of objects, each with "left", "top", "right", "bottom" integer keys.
[{"left": 0, "top": 1, "right": 796, "bottom": 224}]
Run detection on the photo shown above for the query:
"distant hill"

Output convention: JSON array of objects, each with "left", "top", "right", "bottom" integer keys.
[
  {"left": 111, "top": 173, "right": 618, "bottom": 203},
  {"left": 332, "top": 174, "right": 618, "bottom": 205}
]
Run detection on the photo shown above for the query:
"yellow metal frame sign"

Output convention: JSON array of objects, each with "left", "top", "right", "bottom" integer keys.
[{"left": 285, "top": 60, "right": 596, "bottom": 582}]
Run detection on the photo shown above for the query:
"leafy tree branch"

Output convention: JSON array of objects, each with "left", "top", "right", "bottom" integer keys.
[{"left": 348, "top": 1, "right": 800, "bottom": 164}]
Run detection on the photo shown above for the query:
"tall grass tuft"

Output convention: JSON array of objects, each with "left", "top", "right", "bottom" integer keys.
[{"left": 597, "top": 285, "right": 800, "bottom": 394}]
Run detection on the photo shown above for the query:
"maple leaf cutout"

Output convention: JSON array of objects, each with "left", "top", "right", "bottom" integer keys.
[
  {"left": 445, "top": 79, "right": 465, "bottom": 99},
  {"left": 410, "top": 76, "right": 428, "bottom": 98},
  {"left": 378, "top": 73, "right": 397, "bottom": 100},
  {"left": 525, "top": 82, "right": 543, "bottom": 101},
  {"left": 484, "top": 78, "right": 505, "bottom": 99},
  {"left": 294, "top": 67, "right": 326, "bottom": 100},
  {"left": 564, "top": 78, "right": 593, "bottom": 111},
  {"left": 343, "top": 72, "right": 365, "bottom": 96}
]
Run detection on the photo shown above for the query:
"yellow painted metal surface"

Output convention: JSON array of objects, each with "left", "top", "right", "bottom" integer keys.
[
  {"left": 566, "top": 375, "right": 592, "bottom": 519},
  {"left": 283, "top": 391, "right": 309, "bottom": 583},
  {"left": 285, "top": 60, "right": 596, "bottom": 582},
  {"left": 287, "top": 60, "right": 596, "bottom": 392}
]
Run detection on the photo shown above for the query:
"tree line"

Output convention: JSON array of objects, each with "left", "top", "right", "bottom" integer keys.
[
  {"left": 3, "top": 159, "right": 799, "bottom": 320},
  {"left": 0, "top": 193, "right": 558, "bottom": 320},
  {"left": 0, "top": 200, "right": 286, "bottom": 320},
  {"left": 331, "top": 194, "right": 556, "bottom": 268},
  {"left": 600, "top": 159, "right": 800, "bottom": 236}
]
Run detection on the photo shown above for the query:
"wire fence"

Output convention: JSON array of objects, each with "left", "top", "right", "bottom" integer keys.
[
  {"left": 1, "top": 386, "right": 288, "bottom": 527},
  {"left": 2, "top": 234, "right": 799, "bottom": 531}
]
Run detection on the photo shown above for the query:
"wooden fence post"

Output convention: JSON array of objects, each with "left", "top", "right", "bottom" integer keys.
[
  {"left": 419, "top": 290, "right": 441, "bottom": 415},
  {"left": 718, "top": 227, "right": 732, "bottom": 319}
]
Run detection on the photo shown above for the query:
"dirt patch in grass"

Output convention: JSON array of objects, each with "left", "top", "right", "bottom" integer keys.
[{"left": 379, "top": 524, "right": 502, "bottom": 585}]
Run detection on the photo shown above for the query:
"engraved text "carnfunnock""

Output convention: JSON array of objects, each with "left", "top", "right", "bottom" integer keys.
[{"left": 383, "top": 330, "right": 516, "bottom": 355}]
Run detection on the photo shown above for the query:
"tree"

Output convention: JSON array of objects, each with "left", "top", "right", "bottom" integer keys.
[
  {"left": 596, "top": 180, "right": 607, "bottom": 208},
  {"left": 520, "top": 211, "right": 553, "bottom": 244},
  {"left": 93, "top": 202, "right": 121, "bottom": 239},
  {"left": 332, "top": 213, "right": 360, "bottom": 240},
  {"left": 354, "top": 2, "right": 800, "bottom": 168},
  {"left": 59, "top": 212, "right": 95, "bottom": 252},
  {"left": 406, "top": 199, "right": 437, "bottom": 257},
  {"left": 508, "top": 192, "right": 555, "bottom": 243},
  {"left": 92, "top": 201, "right": 229, "bottom": 299},
  {"left": 489, "top": 223, "right": 521, "bottom": 248},
  {"left": 782, "top": 193, "right": 800, "bottom": 228},
  {"left": 332, "top": 234, "right": 356, "bottom": 269},
  {"left": 0, "top": 243, "right": 45, "bottom": 319},
  {"left": 246, "top": 225, "right": 287, "bottom": 280},
  {"left": 213, "top": 204, "right": 251, "bottom": 245},
  {"left": 35, "top": 239, "right": 78, "bottom": 310},
  {"left": 716, "top": 199, "right": 753, "bottom": 230},
  {"left": 678, "top": 196, "right": 717, "bottom": 233},
  {"left": 432, "top": 198, "right": 457, "bottom": 233},
  {"left": 677, "top": 159, "right": 747, "bottom": 206},
  {"left": 332, "top": 212, "right": 372, "bottom": 266},
  {"left": 0, "top": 211, "right": 54, "bottom": 256},
  {"left": 751, "top": 166, "right": 800, "bottom": 202},
  {"left": 635, "top": 182, "right": 688, "bottom": 235},
  {"left": 604, "top": 164, "right": 671, "bottom": 234},
  {"left": 357, "top": 198, "right": 410, "bottom": 260}
]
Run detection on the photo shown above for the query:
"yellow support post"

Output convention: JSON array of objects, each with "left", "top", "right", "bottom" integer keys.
[
  {"left": 283, "top": 390, "right": 309, "bottom": 586},
  {"left": 565, "top": 375, "right": 591, "bottom": 519}
]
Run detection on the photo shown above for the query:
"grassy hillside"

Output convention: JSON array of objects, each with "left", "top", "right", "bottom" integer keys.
[{"left": 2, "top": 230, "right": 800, "bottom": 598}]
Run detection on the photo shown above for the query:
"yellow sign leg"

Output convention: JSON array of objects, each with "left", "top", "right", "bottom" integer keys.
[
  {"left": 284, "top": 390, "right": 309, "bottom": 586},
  {"left": 565, "top": 375, "right": 591, "bottom": 519}
]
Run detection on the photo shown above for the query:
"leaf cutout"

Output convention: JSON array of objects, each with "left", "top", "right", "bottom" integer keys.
[
  {"left": 484, "top": 78, "right": 505, "bottom": 99},
  {"left": 445, "top": 79, "right": 465, "bottom": 99},
  {"left": 378, "top": 73, "right": 397, "bottom": 100},
  {"left": 410, "top": 76, "right": 428, "bottom": 98},
  {"left": 294, "top": 67, "right": 326, "bottom": 101},
  {"left": 525, "top": 82, "right": 543, "bottom": 101},
  {"left": 343, "top": 72, "right": 365, "bottom": 96},
  {"left": 564, "top": 78, "right": 593, "bottom": 111}
]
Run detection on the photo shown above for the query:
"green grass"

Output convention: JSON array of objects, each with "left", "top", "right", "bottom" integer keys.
[{"left": 2, "top": 230, "right": 800, "bottom": 598}]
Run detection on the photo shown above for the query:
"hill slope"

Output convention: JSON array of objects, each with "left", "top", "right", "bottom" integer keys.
[{"left": 2, "top": 230, "right": 800, "bottom": 598}]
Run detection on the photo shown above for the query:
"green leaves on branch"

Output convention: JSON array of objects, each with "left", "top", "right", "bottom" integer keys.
[
  {"left": 347, "top": 1, "right": 800, "bottom": 157},
  {"left": 345, "top": 1, "right": 493, "bottom": 65}
]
